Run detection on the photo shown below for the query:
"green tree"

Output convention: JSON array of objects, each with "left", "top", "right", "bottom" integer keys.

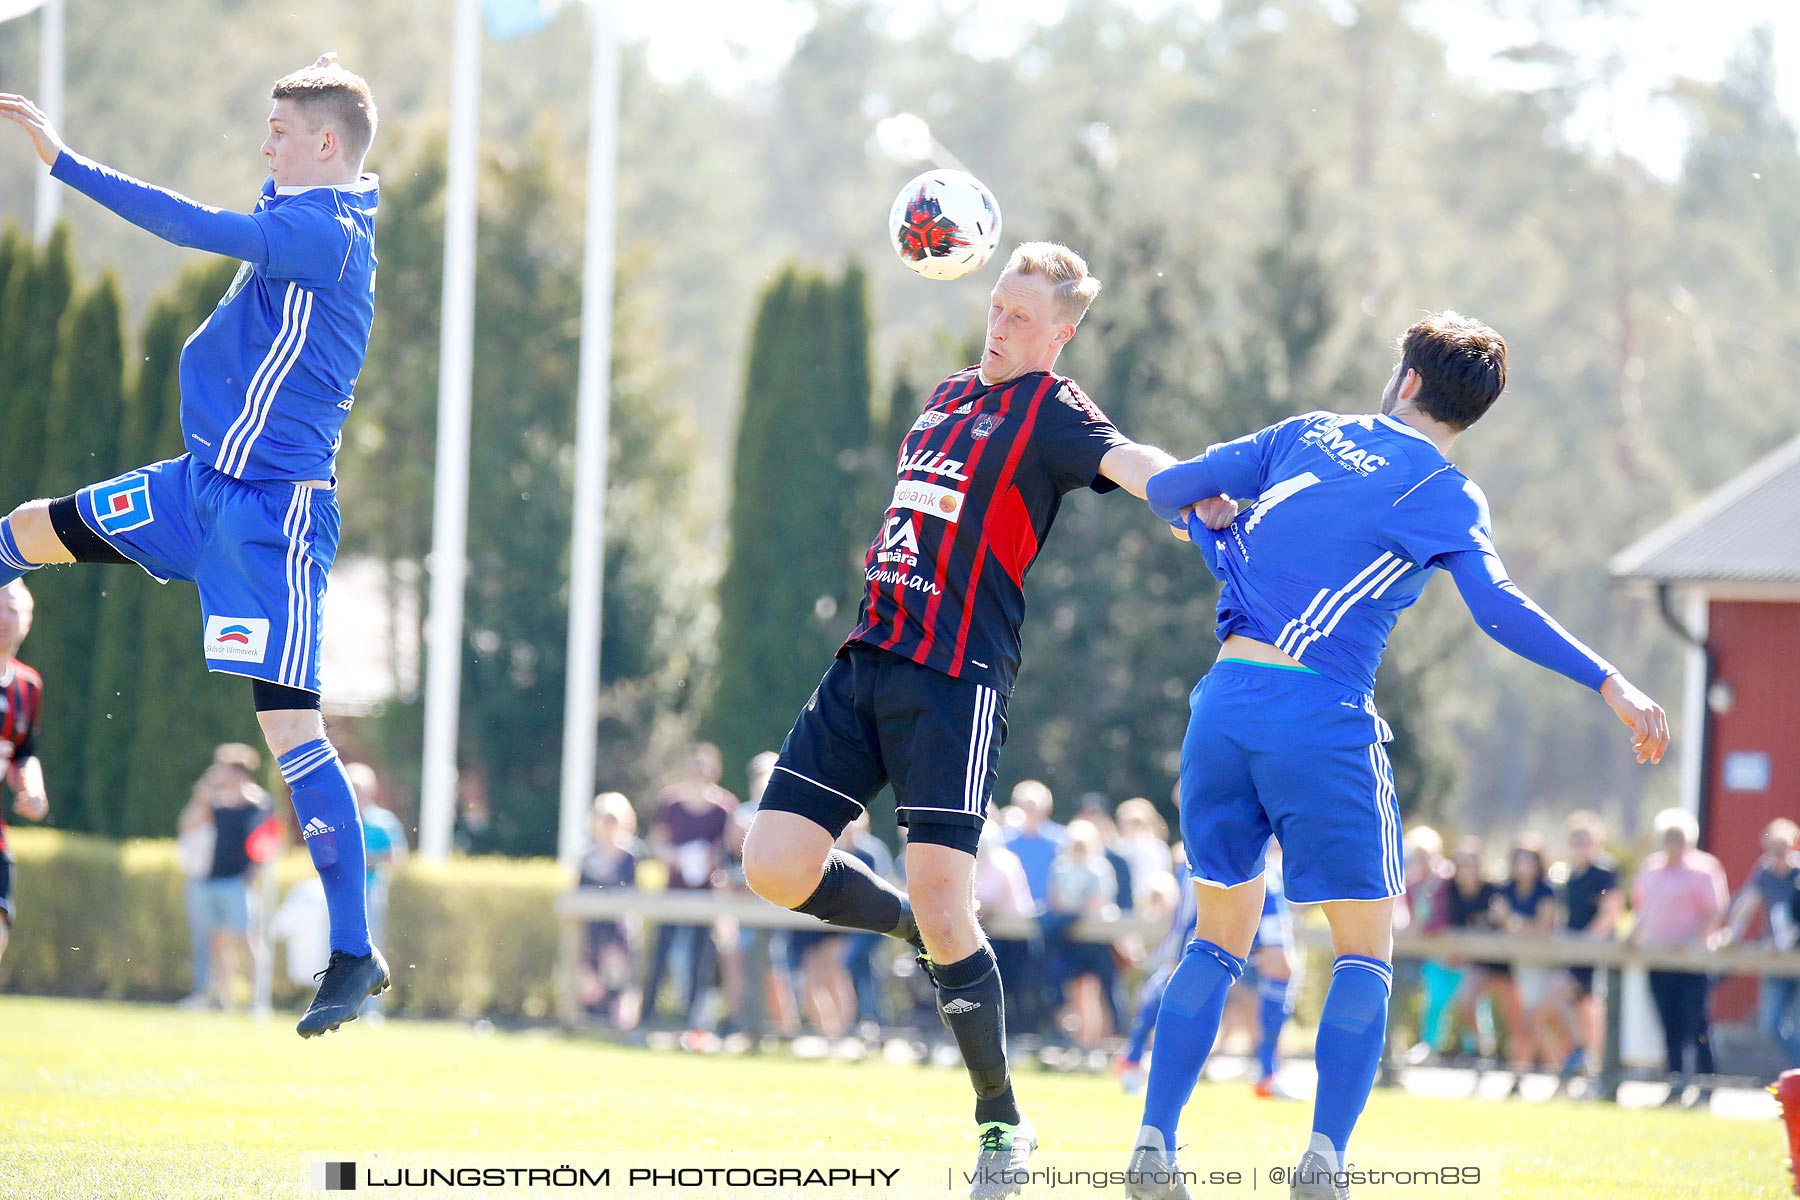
[
  {"left": 28, "top": 271, "right": 128, "bottom": 832},
  {"left": 0, "top": 224, "right": 75, "bottom": 505},
  {"left": 704, "top": 265, "right": 874, "bottom": 781}
]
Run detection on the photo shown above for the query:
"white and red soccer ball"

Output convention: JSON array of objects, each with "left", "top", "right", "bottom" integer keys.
[{"left": 887, "top": 170, "right": 1002, "bottom": 282}]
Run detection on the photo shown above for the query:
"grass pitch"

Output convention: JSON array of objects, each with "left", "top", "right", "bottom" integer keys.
[{"left": 0, "top": 996, "right": 1782, "bottom": 1199}]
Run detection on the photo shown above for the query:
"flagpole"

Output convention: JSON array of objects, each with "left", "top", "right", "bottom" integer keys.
[
  {"left": 557, "top": 0, "right": 618, "bottom": 872},
  {"left": 418, "top": 0, "right": 482, "bottom": 863},
  {"left": 33, "top": 0, "right": 62, "bottom": 243}
]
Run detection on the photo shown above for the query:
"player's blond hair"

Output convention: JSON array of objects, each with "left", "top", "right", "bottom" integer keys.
[
  {"left": 1004, "top": 242, "right": 1102, "bottom": 326},
  {"left": 272, "top": 63, "right": 378, "bottom": 165}
]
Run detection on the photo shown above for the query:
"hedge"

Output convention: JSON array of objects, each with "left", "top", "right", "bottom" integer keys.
[{"left": 0, "top": 828, "right": 567, "bottom": 1021}]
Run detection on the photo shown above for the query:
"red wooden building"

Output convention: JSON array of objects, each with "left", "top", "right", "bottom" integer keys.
[{"left": 1613, "top": 433, "right": 1800, "bottom": 1021}]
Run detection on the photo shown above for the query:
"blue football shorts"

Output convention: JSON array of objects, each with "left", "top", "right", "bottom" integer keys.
[
  {"left": 1179, "top": 660, "right": 1403, "bottom": 904},
  {"left": 75, "top": 454, "right": 339, "bottom": 693}
]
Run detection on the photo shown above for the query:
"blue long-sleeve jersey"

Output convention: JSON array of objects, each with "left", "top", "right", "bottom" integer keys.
[
  {"left": 1148, "top": 411, "right": 1614, "bottom": 695},
  {"left": 51, "top": 149, "right": 377, "bottom": 484}
]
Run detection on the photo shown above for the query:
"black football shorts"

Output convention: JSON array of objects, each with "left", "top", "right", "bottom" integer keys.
[{"left": 758, "top": 642, "right": 1006, "bottom": 854}]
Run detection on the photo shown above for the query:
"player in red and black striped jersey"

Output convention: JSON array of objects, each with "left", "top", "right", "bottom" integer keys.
[
  {"left": 743, "top": 243, "right": 1181, "bottom": 1198},
  {"left": 0, "top": 581, "right": 49, "bottom": 963}
]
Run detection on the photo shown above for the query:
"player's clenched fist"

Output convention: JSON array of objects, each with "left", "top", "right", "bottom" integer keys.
[{"left": 0, "top": 93, "right": 65, "bottom": 167}]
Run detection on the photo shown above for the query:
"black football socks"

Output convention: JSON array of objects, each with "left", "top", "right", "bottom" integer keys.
[
  {"left": 932, "top": 944, "right": 1021, "bottom": 1127},
  {"left": 795, "top": 849, "right": 913, "bottom": 940}
]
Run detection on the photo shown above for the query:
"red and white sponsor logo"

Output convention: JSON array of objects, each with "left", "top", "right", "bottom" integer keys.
[{"left": 891, "top": 480, "right": 964, "bottom": 524}]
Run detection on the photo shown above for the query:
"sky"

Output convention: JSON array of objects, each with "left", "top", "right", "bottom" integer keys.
[{"left": 613, "top": 0, "right": 1800, "bottom": 179}]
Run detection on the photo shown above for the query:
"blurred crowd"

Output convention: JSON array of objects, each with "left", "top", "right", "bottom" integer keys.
[
  {"left": 1394, "top": 808, "right": 1795, "bottom": 1104},
  {"left": 573, "top": 744, "right": 1800, "bottom": 1098}
]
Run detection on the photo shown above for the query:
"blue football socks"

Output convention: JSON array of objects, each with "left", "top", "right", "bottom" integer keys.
[
  {"left": 1256, "top": 976, "right": 1292, "bottom": 1080},
  {"left": 1139, "top": 939, "right": 1245, "bottom": 1149},
  {"left": 0, "top": 519, "right": 43, "bottom": 588},
  {"left": 1122, "top": 969, "right": 1169, "bottom": 1064},
  {"left": 280, "top": 738, "right": 370, "bottom": 956},
  {"left": 1310, "top": 955, "right": 1393, "bottom": 1168}
]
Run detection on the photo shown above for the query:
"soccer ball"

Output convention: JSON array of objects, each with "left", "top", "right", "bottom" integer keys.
[{"left": 887, "top": 170, "right": 1002, "bottom": 282}]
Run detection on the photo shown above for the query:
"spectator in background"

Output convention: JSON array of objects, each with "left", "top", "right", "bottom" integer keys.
[
  {"left": 976, "top": 820, "right": 1041, "bottom": 1037},
  {"left": 1047, "top": 817, "right": 1119, "bottom": 1049},
  {"left": 577, "top": 792, "right": 642, "bottom": 1027},
  {"left": 721, "top": 751, "right": 796, "bottom": 1039},
  {"left": 176, "top": 774, "right": 219, "bottom": 1009},
  {"left": 177, "top": 745, "right": 274, "bottom": 1010},
  {"left": 1723, "top": 817, "right": 1800, "bottom": 1072},
  {"left": 1077, "top": 794, "right": 1135, "bottom": 913},
  {"left": 1630, "top": 807, "right": 1729, "bottom": 1106},
  {"left": 1396, "top": 825, "right": 1458, "bottom": 1066},
  {"left": 839, "top": 812, "right": 897, "bottom": 1032},
  {"left": 1004, "top": 780, "right": 1066, "bottom": 914},
  {"left": 1493, "top": 834, "right": 1556, "bottom": 1086},
  {"left": 1444, "top": 837, "right": 1514, "bottom": 1065},
  {"left": 1074, "top": 795, "right": 1131, "bottom": 1035},
  {"left": 1537, "top": 811, "right": 1623, "bottom": 1087},
  {"left": 642, "top": 743, "right": 738, "bottom": 1032},
  {"left": 1114, "top": 798, "right": 1175, "bottom": 913}
]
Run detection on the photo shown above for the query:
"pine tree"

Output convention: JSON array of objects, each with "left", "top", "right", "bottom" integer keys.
[
  {"left": 0, "top": 224, "right": 75, "bottom": 504},
  {"left": 28, "top": 271, "right": 129, "bottom": 832},
  {"left": 704, "top": 265, "right": 873, "bottom": 780}
]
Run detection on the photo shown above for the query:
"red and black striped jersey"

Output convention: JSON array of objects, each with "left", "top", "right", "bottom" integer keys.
[
  {"left": 845, "top": 366, "right": 1129, "bottom": 694},
  {"left": 0, "top": 659, "right": 43, "bottom": 853}
]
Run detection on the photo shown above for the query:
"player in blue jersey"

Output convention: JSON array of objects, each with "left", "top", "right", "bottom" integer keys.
[
  {"left": 0, "top": 56, "right": 388, "bottom": 1037},
  {"left": 1120, "top": 313, "right": 1668, "bottom": 1200}
]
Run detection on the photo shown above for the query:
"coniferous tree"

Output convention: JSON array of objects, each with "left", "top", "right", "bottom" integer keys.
[
  {"left": 705, "top": 265, "right": 873, "bottom": 780},
  {"left": 0, "top": 224, "right": 75, "bottom": 504},
  {"left": 29, "top": 272, "right": 129, "bottom": 831}
]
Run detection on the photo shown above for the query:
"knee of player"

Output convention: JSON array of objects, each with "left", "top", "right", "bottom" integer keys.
[
  {"left": 6, "top": 499, "right": 59, "bottom": 556},
  {"left": 255, "top": 706, "right": 326, "bottom": 756},
  {"left": 740, "top": 838, "right": 816, "bottom": 910},
  {"left": 908, "top": 882, "right": 975, "bottom": 942}
]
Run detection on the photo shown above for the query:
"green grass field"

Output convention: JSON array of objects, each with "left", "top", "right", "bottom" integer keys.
[{"left": 0, "top": 996, "right": 1783, "bottom": 1199}]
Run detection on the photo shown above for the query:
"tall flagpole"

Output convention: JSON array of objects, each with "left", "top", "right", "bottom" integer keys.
[
  {"left": 33, "top": 0, "right": 62, "bottom": 243},
  {"left": 557, "top": 0, "right": 619, "bottom": 872},
  {"left": 418, "top": 0, "right": 482, "bottom": 863}
]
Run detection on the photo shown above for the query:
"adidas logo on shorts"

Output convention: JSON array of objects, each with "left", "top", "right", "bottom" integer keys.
[
  {"left": 942, "top": 998, "right": 981, "bottom": 1015},
  {"left": 301, "top": 817, "right": 334, "bottom": 839}
]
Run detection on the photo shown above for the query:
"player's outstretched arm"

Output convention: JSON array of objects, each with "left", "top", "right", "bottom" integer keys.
[
  {"left": 0, "top": 93, "right": 267, "bottom": 264},
  {"left": 1443, "top": 549, "right": 1669, "bottom": 764},
  {"left": 1098, "top": 442, "right": 1177, "bottom": 499}
]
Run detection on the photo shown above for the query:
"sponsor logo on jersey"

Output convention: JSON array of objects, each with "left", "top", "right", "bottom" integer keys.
[
  {"left": 971, "top": 414, "right": 1002, "bottom": 441},
  {"left": 92, "top": 472, "right": 156, "bottom": 536},
  {"left": 222, "top": 260, "right": 254, "bottom": 305},
  {"left": 899, "top": 450, "right": 970, "bottom": 482},
  {"left": 912, "top": 410, "right": 949, "bottom": 432},
  {"left": 876, "top": 514, "right": 922, "bottom": 568},
  {"left": 891, "top": 479, "right": 965, "bottom": 524},
  {"left": 1300, "top": 419, "right": 1389, "bottom": 475},
  {"left": 953, "top": 401, "right": 975, "bottom": 415},
  {"left": 865, "top": 565, "right": 943, "bottom": 597},
  {"left": 204, "top": 615, "right": 271, "bottom": 664}
]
